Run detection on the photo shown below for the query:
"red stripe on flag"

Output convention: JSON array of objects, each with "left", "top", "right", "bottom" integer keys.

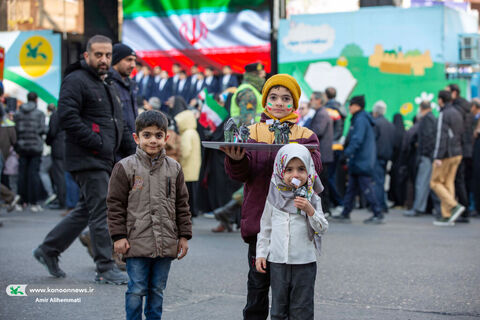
[{"left": 136, "top": 45, "right": 271, "bottom": 74}]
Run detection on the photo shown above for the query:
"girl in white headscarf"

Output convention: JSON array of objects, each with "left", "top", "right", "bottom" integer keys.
[{"left": 256, "top": 143, "right": 328, "bottom": 320}]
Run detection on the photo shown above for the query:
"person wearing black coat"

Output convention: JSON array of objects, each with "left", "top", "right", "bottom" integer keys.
[
  {"left": 448, "top": 84, "right": 473, "bottom": 222},
  {"left": 431, "top": 90, "right": 465, "bottom": 226},
  {"left": 404, "top": 101, "right": 437, "bottom": 216},
  {"left": 372, "top": 101, "right": 396, "bottom": 213},
  {"left": 136, "top": 65, "right": 155, "bottom": 101},
  {"left": 46, "top": 104, "right": 66, "bottom": 209},
  {"left": 14, "top": 92, "right": 46, "bottom": 208},
  {"left": 33, "top": 35, "right": 136, "bottom": 284},
  {"left": 389, "top": 113, "right": 406, "bottom": 207},
  {"left": 155, "top": 69, "right": 173, "bottom": 109},
  {"left": 111, "top": 43, "right": 138, "bottom": 135},
  {"left": 219, "top": 65, "right": 238, "bottom": 92},
  {"left": 204, "top": 66, "right": 219, "bottom": 95},
  {"left": 174, "top": 70, "right": 192, "bottom": 103}
]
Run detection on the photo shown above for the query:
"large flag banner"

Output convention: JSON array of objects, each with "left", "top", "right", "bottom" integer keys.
[
  {"left": 123, "top": 0, "right": 271, "bottom": 73},
  {"left": 0, "top": 30, "right": 61, "bottom": 112}
]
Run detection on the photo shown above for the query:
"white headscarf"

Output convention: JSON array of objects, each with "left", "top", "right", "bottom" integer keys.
[{"left": 267, "top": 144, "right": 323, "bottom": 213}]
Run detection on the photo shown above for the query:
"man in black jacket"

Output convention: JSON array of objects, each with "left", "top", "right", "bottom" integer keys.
[
  {"left": 34, "top": 35, "right": 136, "bottom": 283},
  {"left": 372, "top": 100, "right": 395, "bottom": 213},
  {"left": 14, "top": 91, "right": 46, "bottom": 211},
  {"left": 111, "top": 43, "right": 138, "bottom": 135},
  {"left": 447, "top": 84, "right": 473, "bottom": 222},
  {"left": 430, "top": 90, "right": 465, "bottom": 226},
  {"left": 404, "top": 101, "right": 437, "bottom": 216}
]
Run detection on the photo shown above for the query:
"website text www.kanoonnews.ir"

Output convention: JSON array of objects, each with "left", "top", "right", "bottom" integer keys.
[{"left": 6, "top": 284, "right": 95, "bottom": 303}]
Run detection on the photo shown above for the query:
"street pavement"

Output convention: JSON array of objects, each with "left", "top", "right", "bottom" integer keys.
[{"left": 0, "top": 207, "right": 479, "bottom": 320}]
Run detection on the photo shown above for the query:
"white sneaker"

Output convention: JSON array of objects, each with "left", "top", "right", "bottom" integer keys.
[
  {"left": 44, "top": 194, "right": 57, "bottom": 206},
  {"left": 30, "top": 205, "right": 44, "bottom": 212},
  {"left": 203, "top": 212, "right": 215, "bottom": 219},
  {"left": 7, "top": 195, "right": 21, "bottom": 212},
  {"left": 15, "top": 204, "right": 23, "bottom": 211},
  {"left": 433, "top": 218, "right": 455, "bottom": 227},
  {"left": 331, "top": 206, "right": 343, "bottom": 217}
]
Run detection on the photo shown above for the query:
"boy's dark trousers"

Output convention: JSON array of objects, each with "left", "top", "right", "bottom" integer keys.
[
  {"left": 39, "top": 170, "right": 115, "bottom": 273},
  {"left": 270, "top": 262, "right": 316, "bottom": 320},
  {"left": 244, "top": 241, "right": 270, "bottom": 320}
]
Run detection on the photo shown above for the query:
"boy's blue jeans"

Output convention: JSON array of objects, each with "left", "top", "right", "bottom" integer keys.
[{"left": 126, "top": 257, "right": 173, "bottom": 320}]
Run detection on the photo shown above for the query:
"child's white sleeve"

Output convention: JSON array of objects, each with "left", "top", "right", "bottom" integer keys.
[
  {"left": 256, "top": 201, "right": 273, "bottom": 259},
  {"left": 307, "top": 196, "right": 328, "bottom": 235}
]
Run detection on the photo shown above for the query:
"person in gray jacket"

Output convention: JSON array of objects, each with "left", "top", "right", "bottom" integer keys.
[
  {"left": 404, "top": 101, "right": 437, "bottom": 216},
  {"left": 430, "top": 90, "right": 465, "bottom": 226},
  {"left": 309, "top": 91, "right": 334, "bottom": 215}
]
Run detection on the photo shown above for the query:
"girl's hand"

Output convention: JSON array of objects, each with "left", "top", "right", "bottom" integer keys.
[
  {"left": 255, "top": 257, "right": 267, "bottom": 273},
  {"left": 220, "top": 145, "right": 245, "bottom": 161},
  {"left": 294, "top": 197, "right": 315, "bottom": 216}
]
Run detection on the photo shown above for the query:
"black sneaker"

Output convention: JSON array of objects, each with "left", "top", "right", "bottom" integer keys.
[
  {"left": 455, "top": 216, "right": 470, "bottom": 223},
  {"left": 448, "top": 205, "right": 465, "bottom": 223},
  {"left": 95, "top": 267, "right": 128, "bottom": 285},
  {"left": 331, "top": 215, "right": 351, "bottom": 223},
  {"left": 363, "top": 216, "right": 384, "bottom": 224},
  {"left": 33, "top": 247, "right": 66, "bottom": 278}
]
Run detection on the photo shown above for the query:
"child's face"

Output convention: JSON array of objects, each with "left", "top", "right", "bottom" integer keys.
[
  {"left": 133, "top": 126, "right": 169, "bottom": 157},
  {"left": 266, "top": 86, "right": 294, "bottom": 119},
  {"left": 283, "top": 158, "right": 308, "bottom": 188}
]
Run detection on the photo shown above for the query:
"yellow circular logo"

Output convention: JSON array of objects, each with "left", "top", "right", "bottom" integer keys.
[{"left": 19, "top": 36, "right": 53, "bottom": 77}]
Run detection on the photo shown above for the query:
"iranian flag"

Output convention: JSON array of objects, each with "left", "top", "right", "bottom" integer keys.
[
  {"left": 122, "top": 0, "right": 271, "bottom": 73},
  {"left": 199, "top": 89, "right": 229, "bottom": 131}
]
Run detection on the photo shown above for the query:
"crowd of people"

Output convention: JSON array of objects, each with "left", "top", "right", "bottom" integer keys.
[
  {"left": 296, "top": 85, "right": 480, "bottom": 227},
  {"left": 0, "top": 33, "right": 479, "bottom": 320}
]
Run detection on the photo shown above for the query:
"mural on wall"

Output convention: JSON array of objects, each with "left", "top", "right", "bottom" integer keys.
[
  {"left": 368, "top": 44, "right": 433, "bottom": 76},
  {"left": 279, "top": 6, "right": 477, "bottom": 121},
  {"left": 0, "top": 30, "right": 61, "bottom": 112}
]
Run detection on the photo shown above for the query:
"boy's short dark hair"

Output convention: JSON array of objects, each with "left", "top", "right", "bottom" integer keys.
[
  {"left": 135, "top": 110, "right": 168, "bottom": 134},
  {"left": 438, "top": 90, "right": 452, "bottom": 103}
]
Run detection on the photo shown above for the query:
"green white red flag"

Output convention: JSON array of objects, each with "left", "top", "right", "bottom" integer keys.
[
  {"left": 198, "top": 89, "right": 229, "bottom": 131},
  {"left": 122, "top": 0, "right": 271, "bottom": 73}
]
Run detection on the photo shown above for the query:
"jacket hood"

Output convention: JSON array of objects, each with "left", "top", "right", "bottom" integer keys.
[
  {"left": 353, "top": 109, "right": 375, "bottom": 126},
  {"left": 20, "top": 101, "right": 37, "bottom": 113},
  {"left": 174, "top": 110, "right": 197, "bottom": 133}
]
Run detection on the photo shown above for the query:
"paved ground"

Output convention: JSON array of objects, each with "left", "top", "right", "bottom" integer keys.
[{"left": 0, "top": 207, "right": 479, "bottom": 320}]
